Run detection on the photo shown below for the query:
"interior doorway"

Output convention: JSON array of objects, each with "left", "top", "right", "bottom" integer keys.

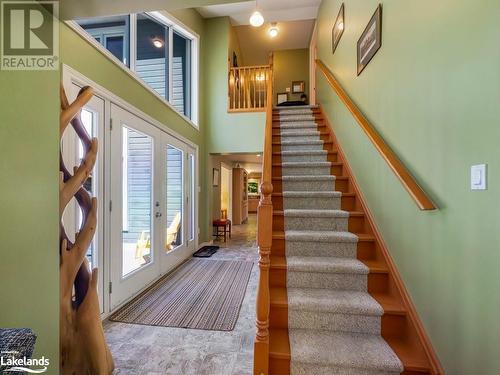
[{"left": 220, "top": 164, "right": 232, "bottom": 221}]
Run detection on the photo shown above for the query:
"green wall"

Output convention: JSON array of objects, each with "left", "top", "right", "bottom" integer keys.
[
  {"left": 0, "top": 71, "right": 59, "bottom": 368},
  {"left": 316, "top": 0, "right": 500, "bottom": 373},
  {"left": 204, "top": 17, "right": 265, "bottom": 154},
  {"left": 273, "top": 48, "right": 309, "bottom": 104}
]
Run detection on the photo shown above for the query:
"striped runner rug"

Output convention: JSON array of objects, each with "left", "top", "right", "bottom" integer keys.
[{"left": 109, "top": 259, "right": 253, "bottom": 331}]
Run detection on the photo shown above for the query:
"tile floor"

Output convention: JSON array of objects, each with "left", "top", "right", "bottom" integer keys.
[{"left": 104, "top": 215, "right": 259, "bottom": 374}]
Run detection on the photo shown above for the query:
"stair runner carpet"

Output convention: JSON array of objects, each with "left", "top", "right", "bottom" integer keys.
[{"left": 277, "top": 106, "right": 403, "bottom": 375}]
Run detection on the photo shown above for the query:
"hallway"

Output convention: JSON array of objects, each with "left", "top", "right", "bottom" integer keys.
[{"left": 104, "top": 215, "right": 258, "bottom": 374}]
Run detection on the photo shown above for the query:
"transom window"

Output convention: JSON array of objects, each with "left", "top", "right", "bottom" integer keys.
[{"left": 75, "top": 12, "right": 197, "bottom": 123}]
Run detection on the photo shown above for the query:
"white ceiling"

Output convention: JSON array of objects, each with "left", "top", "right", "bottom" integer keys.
[
  {"left": 197, "top": 0, "right": 321, "bottom": 25},
  {"left": 60, "top": 0, "right": 248, "bottom": 20},
  {"left": 234, "top": 19, "right": 315, "bottom": 65},
  {"left": 218, "top": 153, "right": 263, "bottom": 173}
]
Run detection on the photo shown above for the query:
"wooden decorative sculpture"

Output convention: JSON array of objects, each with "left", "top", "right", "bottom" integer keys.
[{"left": 60, "top": 85, "right": 114, "bottom": 374}]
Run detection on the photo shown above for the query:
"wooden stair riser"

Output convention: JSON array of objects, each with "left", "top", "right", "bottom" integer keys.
[
  {"left": 270, "top": 306, "right": 288, "bottom": 329},
  {"left": 269, "top": 357, "right": 290, "bottom": 375},
  {"left": 270, "top": 268, "right": 286, "bottom": 287}
]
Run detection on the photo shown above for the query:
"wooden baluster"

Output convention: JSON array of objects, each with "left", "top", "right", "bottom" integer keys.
[{"left": 253, "top": 68, "right": 256, "bottom": 109}]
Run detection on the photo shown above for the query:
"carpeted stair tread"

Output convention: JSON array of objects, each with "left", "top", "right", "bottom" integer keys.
[
  {"left": 275, "top": 105, "right": 319, "bottom": 110},
  {"left": 279, "top": 150, "right": 328, "bottom": 156},
  {"left": 285, "top": 230, "right": 357, "bottom": 243},
  {"left": 287, "top": 256, "right": 369, "bottom": 274},
  {"left": 280, "top": 175, "right": 336, "bottom": 181},
  {"left": 279, "top": 123, "right": 318, "bottom": 130},
  {"left": 281, "top": 161, "right": 331, "bottom": 168},
  {"left": 284, "top": 209, "right": 349, "bottom": 218},
  {"left": 280, "top": 139, "right": 324, "bottom": 145},
  {"left": 289, "top": 329, "right": 403, "bottom": 372},
  {"left": 280, "top": 130, "right": 320, "bottom": 136},
  {"left": 280, "top": 115, "right": 316, "bottom": 122},
  {"left": 288, "top": 288, "right": 383, "bottom": 316},
  {"left": 282, "top": 191, "right": 341, "bottom": 198}
]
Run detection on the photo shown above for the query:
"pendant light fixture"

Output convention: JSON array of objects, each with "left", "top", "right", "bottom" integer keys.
[
  {"left": 249, "top": 0, "right": 264, "bottom": 27},
  {"left": 268, "top": 23, "right": 279, "bottom": 38}
]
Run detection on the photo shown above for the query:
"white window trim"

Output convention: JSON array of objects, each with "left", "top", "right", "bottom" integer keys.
[{"left": 65, "top": 10, "right": 200, "bottom": 129}]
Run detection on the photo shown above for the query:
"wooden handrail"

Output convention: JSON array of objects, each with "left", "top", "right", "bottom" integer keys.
[
  {"left": 253, "top": 53, "right": 274, "bottom": 375},
  {"left": 316, "top": 59, "right": 437, "bottom": 211}
]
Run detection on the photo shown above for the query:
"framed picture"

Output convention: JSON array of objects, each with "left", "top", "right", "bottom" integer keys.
[
  {"left": 247, "top": 181, "right": 259, "bottom": 195},
  {"left": 357, "top": 4, "right": 382, "bottom": 75},
  {"left": 292, "top": 81, "right": 305, "bottom": 94},
  {"left": 332, "top": 3, "right": 345, "bottom": 54},
  {"left": 277, "top": 92, "right": 288, "bottom": 104},
  {"left": 212, "top": 168, "right": 219, "bottom": 187}
]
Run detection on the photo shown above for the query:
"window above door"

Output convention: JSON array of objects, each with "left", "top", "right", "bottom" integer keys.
[{"left": 70, "top": 11, "right": 199, "bottom": 127}]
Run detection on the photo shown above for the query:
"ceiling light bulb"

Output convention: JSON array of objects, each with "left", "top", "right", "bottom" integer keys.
[
  {"left": 269, "top": 25, "right": 279, "bottom": 38},
  {"left": 249, "top": 11, "right": 264, "bottom": 27},
  {"left": 152, "top": 38, "right": 164, "bottom": 48}
]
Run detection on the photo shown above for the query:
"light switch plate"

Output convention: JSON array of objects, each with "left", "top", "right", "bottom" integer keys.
[{"left": 471, "top": 164, "right": 487, "bottom": 190}]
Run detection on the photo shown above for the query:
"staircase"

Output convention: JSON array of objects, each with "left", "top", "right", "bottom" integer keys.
[{"left": 267, "top": 105, "right": 437, "bottom": 375}]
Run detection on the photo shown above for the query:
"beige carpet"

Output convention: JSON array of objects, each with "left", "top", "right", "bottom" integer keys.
[{"left": 110, "top": 259, "right": 253, "bottom": 331}]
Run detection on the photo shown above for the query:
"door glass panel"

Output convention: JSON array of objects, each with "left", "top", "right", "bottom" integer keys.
[
  {"left": 166, "top": 145, "right": 183, "bottom": 252},
  {"left": 188, "top": 153, "right": 195, "bottom": 241},
  {"left": 78, "top": 108, "right": 98, "bottom": 268},
  {"left": 122, "top": 126, "right": 153, "bottom": 276}
]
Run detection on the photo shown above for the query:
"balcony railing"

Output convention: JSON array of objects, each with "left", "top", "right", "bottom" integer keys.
[{"left": 228, "top": 65, "right": 270, "bottom": 112}]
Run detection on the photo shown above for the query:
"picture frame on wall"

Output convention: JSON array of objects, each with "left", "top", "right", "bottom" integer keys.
[
  {"left": 332, "top": 3, "right": 345, "bottom": 54},
  {"left": 212, "top": 168, "right": 219, "bottom": 187},
  {"left": 291, "top": 81, "right": 305, "bottom": 93},
  {"left": 357, "top": 4, "right": 382, "bottom": 75},
  {"left": 277, "top": 92, "right": 288, "bottom": 104}
]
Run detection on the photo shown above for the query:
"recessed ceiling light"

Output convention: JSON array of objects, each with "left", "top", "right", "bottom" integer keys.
[
  {"left": 249, "top": 10, "right": 264, "bottom": 27},
  {"left": 268, "top": 23, "right": 279, "bottom": 38},
  {"left": 152, "top": 38, "right": 164, "bottom": 48}
]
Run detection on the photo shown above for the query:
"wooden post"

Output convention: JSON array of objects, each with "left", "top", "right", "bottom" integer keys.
[
  {"left": 60, "top": 85, "right": 114, "bottom": 374},
  {"left": 254, "top": 54, "right": 273, "bottom": 375}
]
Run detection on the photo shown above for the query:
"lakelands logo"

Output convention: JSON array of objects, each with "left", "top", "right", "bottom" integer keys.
[
  {"left": 1, "top": 351, "right": 49, "bottom": 373},
  {"left": 0, "top": 0, "right": 59, "bottom": 70}
]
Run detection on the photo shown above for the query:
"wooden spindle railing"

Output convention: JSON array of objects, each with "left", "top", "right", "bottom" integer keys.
[
  {"left": 228, "top": 64, "right": 270, "bottom": 112},
  {"left": 316, "top": 59, "right": 437, "bottom": 210},
  {"left": 254, "top": 54, "right": 273, "bottom": 375}
]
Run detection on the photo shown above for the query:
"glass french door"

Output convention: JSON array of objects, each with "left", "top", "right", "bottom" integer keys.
[
  {"left": 109, "top": 105, "right": 162, "bottom": 308},
  {"left": 109, "top": 104, "right": 197, "bottom": 309},
  {"left": 157, "top": 136, "right": 196, "bottom": 275}
]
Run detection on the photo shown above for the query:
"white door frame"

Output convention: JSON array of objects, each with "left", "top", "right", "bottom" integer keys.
[{"left": 62, "top": 64, "right": 200, "bottom": 316}]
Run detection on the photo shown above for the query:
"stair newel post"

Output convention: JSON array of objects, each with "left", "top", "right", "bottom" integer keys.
[
  {"left": 254, "top": 53, "right": 274, "bottom": 375},
  {"left": 254, "top": 181, "right": 273, "bottom": 375}
]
